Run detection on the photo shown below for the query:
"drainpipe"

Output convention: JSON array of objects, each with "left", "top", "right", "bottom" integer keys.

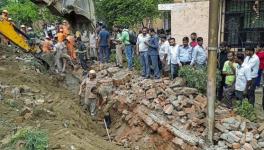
[{"left": 207, "top": 0, "right": 220, "bottom": 143}]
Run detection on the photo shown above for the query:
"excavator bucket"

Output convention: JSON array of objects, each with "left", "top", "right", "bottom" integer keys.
[{"left": 31, "top": 0, "right": 95, "bottom": 30}]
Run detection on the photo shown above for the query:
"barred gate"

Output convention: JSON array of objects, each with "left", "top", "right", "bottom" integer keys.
[{"left": 224, "top": 0, "right": 264, "bottom": 48}]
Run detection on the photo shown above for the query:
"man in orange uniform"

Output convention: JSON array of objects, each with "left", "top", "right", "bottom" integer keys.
[
  {"left": 41, "top": 37, "right": 53, "bottom": 53},
  {"left": 57, "top": 29, "right": 65, "bottom": 43},
  {"left": 62, "top": 20, "right": 70, "bottom": 37},
  {"left": 66, "top": 35, "right": 76, "bottom": 60}
]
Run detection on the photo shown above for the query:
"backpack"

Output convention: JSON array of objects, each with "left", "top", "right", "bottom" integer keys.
[{"left": 128, "top": 31, "right": 137, "bottom": 45}]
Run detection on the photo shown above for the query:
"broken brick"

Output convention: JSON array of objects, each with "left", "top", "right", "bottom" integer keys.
[
  {"left": 157, "top": 126, "right": 174, "bottom": 141},
  {"left": 146, "top": 88, "right": 157, "bottom": 99}
]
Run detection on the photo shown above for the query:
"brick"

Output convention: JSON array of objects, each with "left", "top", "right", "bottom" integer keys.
[
  {"left": 172, "top": 137, "right": 184, "bottom": 147},
  {"left": 157, "top": 126, "right": 174, "bottom": 141},
  {"left": 194, "top": 95, "right": 207, "bottom": 109},
  {"left": 245, "top": 132, "right": 253, "bottom": 142},
  {"left": 112, "top": 71, "right": 131, "bottom": 86},
  {"left": 258, "top": 123, "right": 264, "bottom": 132},
  {"left": 169, "top": 77, "right": 186, "bottom": 88},
  {"left": 215, "top": 123, "right": 228, "bottom": 133},
  {"left": 178, "top": 111, "right": 186, "bottom": 117},
  {"left": 184, "top": 106, "right": 195, "bottom": 114},
  {"left": 163, "top": 104, "right": 174, "bottom": 115},
  {"left": 146, "top": 88, "right": 157, "bottom": 99},
  {"left": 243, "top": 143, "right": 253, "bottom": 150},
  {"left": 232, "top": 143, "right": 241, "bottom": 149}
]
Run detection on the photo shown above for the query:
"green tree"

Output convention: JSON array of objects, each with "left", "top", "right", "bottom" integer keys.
[
  {"left": 1, "top": 0, "right": 59, "bottom": 26},
  {"left": 0, "top": 0, "right": 9, "bottom": 8},
  {"left": 95, "top": 0, "right": 173, "bottom": 28}
]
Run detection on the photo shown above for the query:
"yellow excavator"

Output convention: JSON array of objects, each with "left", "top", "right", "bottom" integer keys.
[
  {"left": 0, "top": 0, "right": 95, "bottom": 70},
  {"left": 0, "top": 19, "right": 52, "bottom": 70},
  {"left": 0, "top": 19, "right": 38, "bottom": 53}
]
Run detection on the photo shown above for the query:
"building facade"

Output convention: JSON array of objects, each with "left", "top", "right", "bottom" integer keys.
[{"left": 159, "top": 0, "right": 264, "bottom": 49}]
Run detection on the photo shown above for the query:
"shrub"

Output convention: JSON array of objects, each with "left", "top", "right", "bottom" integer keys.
[
  {"left": 234, "top": 100, "right": 257, "bottom": 122},
  {"left": 178, "top": 66, "right": 221, "bottom": 93},
  {"left": 4, "top": 128, "right": 48, "bottom": 150}
]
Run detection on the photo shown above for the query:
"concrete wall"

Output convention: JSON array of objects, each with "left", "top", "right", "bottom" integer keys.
[{"left": 170, "top": 1, "right": 209, "bottom": 47}]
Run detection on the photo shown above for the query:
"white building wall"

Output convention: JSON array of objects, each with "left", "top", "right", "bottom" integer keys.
[{"left": 170, "top": 1, "right": 209, "bottom": 47}]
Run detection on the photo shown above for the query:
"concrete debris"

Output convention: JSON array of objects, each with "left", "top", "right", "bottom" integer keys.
[
  {"left": 20, "top": 107, "right": 32, "bottom": 116},
  {"left": 91, "top": 65, "right": 264, "bottom": 150},
  {"left": 11, "top": 87, "right": 21, "bottom": 99},
  {"left": 35, "top": 99, "right": 45, "bottom": 105}
]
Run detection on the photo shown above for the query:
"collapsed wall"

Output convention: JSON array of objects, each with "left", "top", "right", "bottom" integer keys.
[{"left": 91, "top": 64, "right": 264, "bottom": 150}]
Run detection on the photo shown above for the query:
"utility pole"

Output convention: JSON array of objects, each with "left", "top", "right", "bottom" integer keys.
[{"left": 207, "top": 0, "right": 220, "bottom": 143}]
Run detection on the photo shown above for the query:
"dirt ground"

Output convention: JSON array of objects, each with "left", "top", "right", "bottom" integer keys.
[{"left": 0, "top": 46, "right": 122, "bottom": 150}]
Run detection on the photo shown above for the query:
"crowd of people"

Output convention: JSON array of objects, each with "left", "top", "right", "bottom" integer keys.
[
  {"left": 2, "top": 9, "right": 264, "bottom": 123},
  {"left": 217, "top": 42, "right": 264, "bottom": 110}
]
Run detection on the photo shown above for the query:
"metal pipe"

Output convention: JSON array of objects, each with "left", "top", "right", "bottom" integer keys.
[{"left": 207, "top": 0, "right": 220, "bottom": 143}]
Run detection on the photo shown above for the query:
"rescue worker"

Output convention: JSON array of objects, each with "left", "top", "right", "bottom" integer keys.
[
  {"left": 76, "top": 36, "right": 88, "bottom": 76},
  {"left": 27, "top": 27, "right": 37, "bottom": 47},
  {"left": 1, "top": 10, "right": 8, "bottom": 21},
  {"left": 66, "top": 34, "right": 76, "bottom": 60},
  {"left": 78, "top": 70, "right": 100, "bottom": 120},
  {"left": 8, "top": 18, "right": 15, "bottom": 25},
  {"left": 20, "top": 25, "right": 27, "bottom": 34},
  {"left": 62, "top": 20, "right": 70, "bottom": 37},
  {"left": 41, "top": 36, "right": 53, "bottom": 53},
  {"left": 57, "top": 28, "right": 65, "bottom": 43},
  {"left": 54, "top": 38, "right": 74, "bottom": 73}
]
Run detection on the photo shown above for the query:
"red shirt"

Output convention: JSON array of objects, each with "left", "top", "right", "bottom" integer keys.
[
  {"left": 190, "top": 41, "right": 198, "bottom": 48},
  {"left": 256, "top": 51, "right": 264, "bottom": 70}
]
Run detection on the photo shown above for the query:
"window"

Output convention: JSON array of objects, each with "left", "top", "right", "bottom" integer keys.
[{"left": 224, "top": 0, "right": 264, "bottom": 48}]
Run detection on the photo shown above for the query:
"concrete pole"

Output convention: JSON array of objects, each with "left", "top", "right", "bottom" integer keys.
[{"left": 207, "top": 0, "right": 220, "bottom": 143}]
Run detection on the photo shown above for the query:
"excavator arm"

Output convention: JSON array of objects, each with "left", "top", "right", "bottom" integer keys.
[
  {"left": 0, "top": 19, "right": 52, "bottom": 70},
  {"left": 0, "top": 19, "right": 35, "bottom": 53}
]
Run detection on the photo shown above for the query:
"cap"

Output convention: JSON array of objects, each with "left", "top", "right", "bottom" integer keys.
[
  {"left": 59, "top": 29, "right": 63, "bottom": 32},
  {"left": 27, "top": 27, "right": 32, "bottom": 31},
  {"left": 75, "top": 31, "right": 81, "bottom": 37},
  {"left": 8, "top": 18, "right": 12, "bottom": 21},
  {"left": 63, "top": 20, "right": 67, "bottom": 23},
  {"left": 89, "top": 70, "right": 96, "bottom": 74},
  {"left": 21, "top": 25, "right": 26, "bottom": 28},
  {"left": 2, "top": 10, "right": 8, "bottom": 14}
]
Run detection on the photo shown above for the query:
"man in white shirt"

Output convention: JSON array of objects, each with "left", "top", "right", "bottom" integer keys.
[
  {"left": 159, "top": 36, "right": 170, "bottom": 75},
  {"left": 89, "top": 31, "right": 97, "bottom": 60},
  {"left": 168, "top": 38, "right": 179, "bottom": 79},
  {"left": 190, "top": 37, "right": 207, "bottom": 69},
  {"left": 136, "top": 27, "right": 151, "bottom": 78},
  {"left": 243, "top": 47, "right": 260, "bottom": 106},
  {"left": 235, "top": 53, "right": 252, "bottom": 101}
]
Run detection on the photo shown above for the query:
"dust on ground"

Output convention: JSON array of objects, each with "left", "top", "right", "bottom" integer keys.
[{"left": 0, "top": 46, "right": 122, "bottom": 150}]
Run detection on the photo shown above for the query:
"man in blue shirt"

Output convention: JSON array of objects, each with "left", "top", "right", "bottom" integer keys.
[
  {"left": 98, "top": 25, "right": 110, "bottom": 63},
  {"left": 145, "top": 28, "right": 160, "bottom": 79},
  {"left": 177, "top": 37, "right": 193, "bottom": 66}
]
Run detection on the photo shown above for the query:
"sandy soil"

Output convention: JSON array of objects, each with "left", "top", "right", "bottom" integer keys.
[{"left": 0, "top": 46, "right": 122, "bottom": 150}]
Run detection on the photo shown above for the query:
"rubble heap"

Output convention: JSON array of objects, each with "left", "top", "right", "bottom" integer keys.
[{"left": 95, "top": 65, "right": 264, "bottom": 150}]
